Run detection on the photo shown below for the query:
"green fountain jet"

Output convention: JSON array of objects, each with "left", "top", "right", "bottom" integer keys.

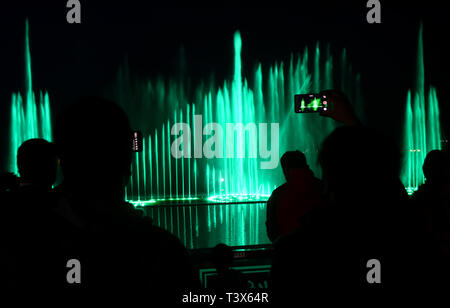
[{"left": 9, "top": 20, "right": 52, "bottom": 175}]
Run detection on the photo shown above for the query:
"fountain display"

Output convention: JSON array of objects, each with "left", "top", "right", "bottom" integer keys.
[
  {"left": 401, "top": 24, "right": 442, "bottom": 194},
  {"left": 10, "top": 23, "right": 362, "bottom": 248},
  {"left": 110, "top": 32, "right": 362, "bottom": 248},
  {"left": 7, "top": 21, "right": 441, "bottom": 248},
  {"left": 115, "top": 32, "right": 362, "bottom": 205},
  {"left": 8, "top": 20, "right": 52, "bottom": 175}
]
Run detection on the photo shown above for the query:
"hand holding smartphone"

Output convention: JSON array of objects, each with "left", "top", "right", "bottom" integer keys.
[
  {"left": 295, "top": 90, "right": 360, "bottom": 126},
  {"left": 294, "top": 93, "right": 329, "bottom": 113}
]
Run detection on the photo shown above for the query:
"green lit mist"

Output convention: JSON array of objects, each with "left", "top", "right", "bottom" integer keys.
[
  {"left": 117, "top": 31, "right": 362, "bottom": 203},
  {"left": 401, "top": 24, "right": 442, "bottom": 194},
  {"left": 9, "top": 20, "right": 52, "bottom": 175},
  {"left": 9, "top": 23, "right": 443, "bottom": 249}
]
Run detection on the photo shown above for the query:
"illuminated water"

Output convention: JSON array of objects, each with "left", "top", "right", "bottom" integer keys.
[
  {"left": 139, "top": 201, "right": 268, "bottom": 249},
  {"left": 8, "top": 20, "right": 52, "bottom": 175},
  {"left": 117, "top": 32, "right": 362, "bottom": 203},
  {"left": 9, "top": 22, "right": 442, "bottom": 248},
  {"left": 8, "top": 23, "right": 370, "bottom": 248},
  {"left": 401, "top": 24, "right": 442, "bottom": 194}
]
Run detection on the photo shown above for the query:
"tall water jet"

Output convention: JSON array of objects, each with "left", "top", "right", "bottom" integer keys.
[
  {"left": 9, "top": 20, "right": 52, "bottom": 175},
  {"left": 401, "top": 24, "right": 442, "bottom": 194},
  {"left": 116, "top": 31, "right": 363, "bottom": 203}
]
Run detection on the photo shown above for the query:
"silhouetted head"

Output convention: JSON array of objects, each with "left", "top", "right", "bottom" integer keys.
[
  {"left": 212, "top": 243, "right": 233, "bottom": 273},
  {"left": 319, "top": 126, "right": 402, "bottom": 204},
  {"left": 280, "top": 150, "right": 308, "bottom": 182},
  {"left": 17, "top": 138, "right": 57, "bottom": 189},
  {"left": 55, "top": 97, "right": 132, "bottom": 200},
  {"left": 423, "top": 150, "right": 449, "bottom": 184}
]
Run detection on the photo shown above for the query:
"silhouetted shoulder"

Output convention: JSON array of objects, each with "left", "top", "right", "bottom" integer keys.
[
  {"left": 275, "top": 183, "right": 289, "bottom": 194},
  {"left": 273, "top": 206, "right": 328, "bottom": 249},
  {"left": 116, "top": 202, "right": 191, "bottom": 257},
  {"left": 266, "top": 183, "right": 288, "bottom": 206},
  {"left": 101, "top": 202, "right": 198, "bottom": 297}
]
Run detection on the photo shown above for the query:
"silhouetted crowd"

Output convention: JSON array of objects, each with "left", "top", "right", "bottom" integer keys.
[
  {"left": 1, "top": 92, "right": 448, "bottom": 303},
  {"left": 267, "top": 90, "right": 449, "bottom": 302},
  {"left": 1, "top": 98, "right": 198, "bottom": 302}
]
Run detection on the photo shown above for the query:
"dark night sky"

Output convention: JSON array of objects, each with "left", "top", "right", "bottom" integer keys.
[{"left": 0, "top": 1, "right": 449, "bottom": 172}]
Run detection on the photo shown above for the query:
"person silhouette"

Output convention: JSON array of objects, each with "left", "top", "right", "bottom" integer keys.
[
  {"left": 16, "top": 138, "right": 58, "bottom": 192},
  {"left": 209, "top": 243, "right": 246, "bottom": 291},
  {"left": 266, "top": 151, "right": 322, "bottom": 242},
  {"left": 413, "top": 150, "right": 450, "bottom": 259},
  {"left": 2, "top": 138, "right": 59, "bottom": 290},
  {"left": 414, "top": 149, "right": 450, "bottom": 198},
  {"left": 4, "top": 97, "right": 198, "bottom": 299},
  {"left": 270, "top": 91, "right": 447, "bottom": 302}
]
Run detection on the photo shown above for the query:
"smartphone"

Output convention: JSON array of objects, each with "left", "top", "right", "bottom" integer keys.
[
  {"left": 295, "top": 93, "right": 328, "bottom": 113},
  {"left": 132, "top": 130, "right": 143, "bottom": 152}
]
